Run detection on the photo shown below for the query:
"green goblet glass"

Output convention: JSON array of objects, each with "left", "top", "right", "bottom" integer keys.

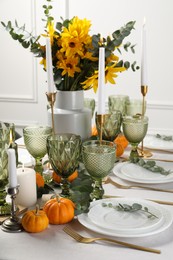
[
  {"left": 23, "top": 126, "right": 52, "bottom": 174},
  {"left": 95, "top": 111, "right": 122, "bottom": 141},
  {"left": 82, "top": 140, "right": 116, "bottom": 201},
  {"left": 47, "top": 133, "right": 81, "bottom": 197},
  {"left": 0, "top": 122, "right": 10, "bottom": 215},
  {"left": 122, "top": 115, "right": 148, "bottom": 159}
]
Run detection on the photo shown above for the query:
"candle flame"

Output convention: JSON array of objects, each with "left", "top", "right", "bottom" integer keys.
[{"left": 9, "top": 129, "right": 13, "bottom": 144}]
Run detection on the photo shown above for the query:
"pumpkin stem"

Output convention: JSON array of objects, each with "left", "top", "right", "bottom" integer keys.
[
  {"left": 35, "top": 204, "right": 40, "bottom": 215},
  {"left": 56, "top": 194, "right": 61, "bottom": 202}
]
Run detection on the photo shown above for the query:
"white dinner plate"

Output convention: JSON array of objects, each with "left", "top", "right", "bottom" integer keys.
[
  {"left": 144, "top": 134, "right": 173, "bottom": 150},
  {"left": 88, "top": 199, "right": 164, "bottom": 234},
  {"left": 78, "top": 198, "right": 173, "bottom": 238},
  {"left": 113, "top": 162, "right": 173, "bottom": 184}
]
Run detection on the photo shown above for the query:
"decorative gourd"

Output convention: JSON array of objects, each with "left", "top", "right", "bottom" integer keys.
[
  {"left": 114, "top": 134, "right": 129, "bottom": 149},
  {"left": 21, "top": 205, "right": 49, "bottom": 233},
  {"left": 43, "top": 196, "right": 75, "bottom": 225},
  {"left": 52, "top": 170, "right": 78, "bottom": 184},
  {"left": 36, "top": 172, "right": 45, "bottom": 188},
  {"left": 115, "top": 142, "right": 124, "bottom": 157}
]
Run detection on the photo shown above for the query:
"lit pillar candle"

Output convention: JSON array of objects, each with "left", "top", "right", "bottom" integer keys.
[
  {"left": 16, "top": 167, "right": 37, "bottom": 207},
  {"left": 8, "top": 149, "right": 18, "bottom": 188},
  {"left": 97, "top": 47, "right": 106, "bottom": 115},
  {"left": 46, "top": 37, "right": 55, "bottom": 93},
  {"left": 141, "top": 17, "right": 148, "bottom": 86}
]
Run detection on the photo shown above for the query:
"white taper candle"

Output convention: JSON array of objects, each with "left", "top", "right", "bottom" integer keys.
[
  {"left": 8, "top": 149, "right": 18, "bottom": 188},
  {"left": 97, "top": 47, "right": 106, "bottom": 115},
  {"left": 141, "top": 17, "right": 148, "bottom": 86},
  {"left": 46, "top": 37, "right": 55, "bottom": 93}
]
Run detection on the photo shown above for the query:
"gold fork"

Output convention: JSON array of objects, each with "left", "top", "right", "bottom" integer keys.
[
  {"left": 63, "top": 226, "right": 161, "bottom": 254},
  {"left": 105, "top": 177, "right": 173, "bottom": 193}
]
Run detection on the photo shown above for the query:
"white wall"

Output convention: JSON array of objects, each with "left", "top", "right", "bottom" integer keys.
[{"left": 0, "top": 0, "right": 173, "bottom": 135}]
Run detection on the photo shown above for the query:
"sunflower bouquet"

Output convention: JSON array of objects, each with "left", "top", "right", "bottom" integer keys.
[{"left": 1, "top": 0, "right": 138, "bottom": 92}]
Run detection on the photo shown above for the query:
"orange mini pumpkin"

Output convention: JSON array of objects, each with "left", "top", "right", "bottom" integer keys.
[
  {"left": 114, "top": 133, "right": 129, "bottom": 149},
  {"left": 52, "top": 170, "right": 78, "bottom": 184},
  {"left": 114, "top": 133, "right": 129, "bottom": 157},
  {"left": 43, "top": 196, "right": 75, "bottom": 225},
  {"left": 36, "top": 172, "right": 45, "bottom": 188},
  {"left": 21, "top": 205, "right": 49, "bottom": 233}
]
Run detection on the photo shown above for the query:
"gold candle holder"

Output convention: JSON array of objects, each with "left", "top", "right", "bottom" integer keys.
[
  {"left": 97, "top": 114, "right": 105, "bottom": 142},
  {"left": 139, "top": 85, "right": 152, "bottom": 158},
  {"left": 46, "top": 92, "right": 57, "bottom": 134}
]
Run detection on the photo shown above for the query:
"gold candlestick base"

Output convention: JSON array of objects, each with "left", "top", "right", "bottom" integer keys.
[
  {"left": 46, "top": 92, "right": 57, "bottom": 134},
  {"left": 96, "top": 114, "right": 106, "bottom": 142},
  {"left": 140, "top": 85, "right": 152, "bottom": 158},
  {"left": 137, "top": 147, "right": 153, "bottom": 158}
]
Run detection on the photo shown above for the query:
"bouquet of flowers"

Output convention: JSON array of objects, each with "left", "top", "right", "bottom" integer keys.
[{"left": 1, "top": 0, "right": 138, "bottom": 92}]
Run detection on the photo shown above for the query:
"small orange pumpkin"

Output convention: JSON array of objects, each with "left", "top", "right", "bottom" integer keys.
[
  {"left": 43, "top": 196, "right": 75, "bottom": 225},
  {"left": 114, "top": 142, "right": 124, "bottom": 157},
  {"left": 36, "top": 172, "right": 45, "bottom": 188},
  {"left": 52, "top": 170, "right": 78, "bottom": 184},
  {"left": 114, "top": 133, "right": 129, "bottom": 149},
  {"left": 21, "top": 205, "right": 49, "bottom": 233}
]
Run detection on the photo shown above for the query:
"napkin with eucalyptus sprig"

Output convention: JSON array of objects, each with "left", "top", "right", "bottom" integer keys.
[{"left": 130, "top": 157, "right": 173, "bottom": 175}]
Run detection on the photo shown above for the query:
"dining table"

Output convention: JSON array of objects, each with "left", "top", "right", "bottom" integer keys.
[{"left": 0, "top": 135, "right": 173, "bottom": 260}]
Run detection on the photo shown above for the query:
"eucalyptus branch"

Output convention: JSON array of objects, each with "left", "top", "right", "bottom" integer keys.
[
  {"left": 156, "top": 133, "right": 173, "bottom": 141},
  {"left": 102, "top": 202, "right": 158, "bottom": 219},
  {"left": 130, "top": 158, "right": 172, "bottom": 175}
]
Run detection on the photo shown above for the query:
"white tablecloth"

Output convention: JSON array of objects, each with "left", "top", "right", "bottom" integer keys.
[{"left": 1, "top": 141, "right": 173, "bottom": 260}]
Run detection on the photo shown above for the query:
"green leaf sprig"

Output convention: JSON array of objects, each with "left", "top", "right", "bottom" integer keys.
[
  {"left": 156, "top": 134, "right": 173, "bottom": 141},
  {"left": 102, "top": 202, "right": 158, "bottom": 219},
  {"left": 130, "top": 158, "right": 172, "bottom": 176}
]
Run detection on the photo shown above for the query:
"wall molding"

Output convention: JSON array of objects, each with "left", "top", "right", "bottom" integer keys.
[
  {"left": 147, "top": 101, "right": 173, "bottom": 110},
  {"left": 0, "top": 0, "right": 38, "bottom": 104}
]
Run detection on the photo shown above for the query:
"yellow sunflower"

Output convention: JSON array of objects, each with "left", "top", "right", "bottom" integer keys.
[
  {"left": 81, "top": 71, "right": 99, "bottom": 93},
  {"left": 60, "top": 17, "right": 92, "bottom": 57},
  {"left": 105, "top": 64, "right": 126, "bottom": 84},
  {"left": 57, "top": 56, "right": 81, "bottom": 77}
]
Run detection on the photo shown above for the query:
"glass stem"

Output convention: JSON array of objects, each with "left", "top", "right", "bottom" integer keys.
[
  {"left": 60, "top": 178, "right": 71, "bottom": 198},
  {"left": 130, "top": 143, "right": 139, "bottom": 159},
  {"left": 34, "top": 158, "right": 43, "bottom": 174},
  {"left": 90, "top": 179, "right": 104, "bottom": 201}
]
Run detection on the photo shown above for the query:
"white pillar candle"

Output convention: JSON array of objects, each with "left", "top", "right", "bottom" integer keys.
[
  {"left": 8, "top": 149, "right": 18, "bottom": 188},
  {"left": 97, "top": 47, "right": 106, "bottom": 115},
  {"left": 16, "top": 168, "right": 37, "bottom": 207},
  {"left": 141, "top": 17, "right": 148, "bottom": 86},
  {"left": 46, "top": 37, "right": 55, "bottom": 93}
]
